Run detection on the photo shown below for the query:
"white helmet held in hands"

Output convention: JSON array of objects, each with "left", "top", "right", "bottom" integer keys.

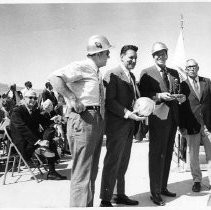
[{"left": 133, "top": 97, "right": 155, "bottom": 116}]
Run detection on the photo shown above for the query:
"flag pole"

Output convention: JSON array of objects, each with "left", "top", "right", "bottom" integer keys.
[
  {"left": 180, "top": 14, "right": 184, "bottom": 30},
  {"left": 173, "top": 14, "right": 187, "bottom": 81}
]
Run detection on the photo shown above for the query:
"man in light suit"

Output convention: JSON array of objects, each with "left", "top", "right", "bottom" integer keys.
[
  {"left": 138, "top": 42, "right": 186, "bottom": 206},
  {"left": 179, "top": 59, "right": 211, "bottom": 192},
  {"left": 100, "top": 45, "right": 145, "bottom": 207}
]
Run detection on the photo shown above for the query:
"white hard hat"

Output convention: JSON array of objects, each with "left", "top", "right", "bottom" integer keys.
[
  {"left": 133, "top": 97, "right": 155, "bottom": 116},
  {"left": 87, "top": 35, "right": 112, "bottom": 55},
  {"left": 151, "top": 42, "right": 168, "bottom": 55}
]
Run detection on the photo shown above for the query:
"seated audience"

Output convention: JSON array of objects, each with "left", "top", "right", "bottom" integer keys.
[{"left": 10, "top": 90, "right": 67, "bottom": 180}]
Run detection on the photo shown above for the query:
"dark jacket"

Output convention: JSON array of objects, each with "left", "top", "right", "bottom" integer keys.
[
  {"left": 42, "top": 89, "right": 58, "bottom": 107},
  {"left": 179, "top": 76, "right": 211, "bottom": 134},
  {"left": 103, "top": 65, "right": 139, "bottom": 134},
  {"left": 138, "top": 65, "right": 180, "bottom": 125},
  {"left": 10, "top": 105, "right": 46, "bottom": 158}
]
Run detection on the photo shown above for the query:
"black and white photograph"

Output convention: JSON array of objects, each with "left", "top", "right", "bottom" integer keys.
[{"left": 0, "top": 0, "right": 211, "bottom": 208}]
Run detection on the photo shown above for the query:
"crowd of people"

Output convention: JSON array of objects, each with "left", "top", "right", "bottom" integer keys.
[{"left": 0, "top": 34, "right": 211, "bottom": 207}]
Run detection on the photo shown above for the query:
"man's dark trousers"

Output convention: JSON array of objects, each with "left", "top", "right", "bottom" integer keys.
[{"left": 149, "top": 109, "right": 177, "bottom": 194}]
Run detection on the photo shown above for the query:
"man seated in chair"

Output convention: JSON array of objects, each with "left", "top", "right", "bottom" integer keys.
[{"left": 10, "top": 89, "right": 67, "bottom": 180}]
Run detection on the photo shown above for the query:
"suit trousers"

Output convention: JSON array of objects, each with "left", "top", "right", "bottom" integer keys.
[
  {"left": 100, "top": 119, "right": 135, "bottom": 201},
  {"left": 186, "top": 125, "right": 211, "bottom": 184},
  {"left": 66, "top": 109, "right": 104, "bottom": 207},
  {"left": 149, "top": 110, "right": 177, "bottom": 195}
]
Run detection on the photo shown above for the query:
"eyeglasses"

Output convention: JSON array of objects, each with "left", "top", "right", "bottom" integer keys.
[
  {"left": 187, "top": 65, "right": 197, "bottom": 69},
  {"left": 26, "top": 96, "right": 38, "bottom": 100}
]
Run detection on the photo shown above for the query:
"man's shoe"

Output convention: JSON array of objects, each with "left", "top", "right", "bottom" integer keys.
[
  {"left": 192, "top": 182, "right": 201, "bottom": 192},
  {"left": 161, "top": 188, "right": 176, "bottom": 197},
  {"left": 150, "top": 193, "right": 165, "bottom": 206},
  {"left": 47, "top": 171, "right": 67, "bottom": 180},
  {"left": 100, "top": 200, "right": 113, "bottom": 207},
  {"left": 112, "top": 195, "right": 139, "bottom": 205}
]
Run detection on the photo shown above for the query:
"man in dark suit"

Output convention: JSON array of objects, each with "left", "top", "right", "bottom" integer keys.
[
  {"left": 179, "top": 59, "right": 211, "bottom": 192},
  {"left": 138, "top": 42, "right": 186, "bottom": 206},
  {"left": 100, "top": 45, "right": 145, "bottom": 207},
  {"left": 42, "top": 82, "right": 58, "bottom": 108},
  {"left": 10, "top": 89, "right": 66, "bottom": 180}
]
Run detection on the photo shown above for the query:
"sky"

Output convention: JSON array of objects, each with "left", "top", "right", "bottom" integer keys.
[{"left": 0, "top": 1, "right": 211, "bottom": 89}]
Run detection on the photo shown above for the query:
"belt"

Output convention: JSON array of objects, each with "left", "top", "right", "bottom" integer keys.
[
  {"left": 71, "top": 106, "right": 100, "bottom": 113},
  {"left": 86, "top": 106, "right": 100, "bottom": 111}
]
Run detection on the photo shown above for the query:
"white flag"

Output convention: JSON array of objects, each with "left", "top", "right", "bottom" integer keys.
[{"left": 173, "top": 29, "right": 187, "bottom": 81}]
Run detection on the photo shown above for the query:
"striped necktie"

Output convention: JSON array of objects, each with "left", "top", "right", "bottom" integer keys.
[
  {"left": 193, "top": 78, "right": 200, "bottom": 99},
  {"left": 161, "top": 68, "right": 170, "bottom": 91},
  {"left": 98, "top": 71, "right": 105, "bottom": 118}
]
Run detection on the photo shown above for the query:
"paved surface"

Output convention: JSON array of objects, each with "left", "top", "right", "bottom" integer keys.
[{"left": 0, "top": 139, "right": 211, "bottom": 208}]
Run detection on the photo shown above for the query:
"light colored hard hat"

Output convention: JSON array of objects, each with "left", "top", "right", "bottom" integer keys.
[
  {"left": 151, "top": 42, "right": 168, "bottom": 55},
  {"left": 87, "top": 35, "right": 112, "bottom": 55},
  {"left": 133, "top": 97, "right": 155, "bottom": 117}
]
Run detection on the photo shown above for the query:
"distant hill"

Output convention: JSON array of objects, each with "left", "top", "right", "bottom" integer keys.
[{"left": 0, "top": 83, "right": 42, "bottom": 95}]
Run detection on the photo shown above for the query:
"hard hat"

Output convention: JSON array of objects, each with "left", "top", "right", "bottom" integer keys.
[
  {"left": 133, "top": 97, "right": 155, "bottom": 117},
  {"left": 87, "top": 35, "right": 112, "bottom": 55},
  {"left": 151, "top": 42, "right": 168, "bottom": 55}
]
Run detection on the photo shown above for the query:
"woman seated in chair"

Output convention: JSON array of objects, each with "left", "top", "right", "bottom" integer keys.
[{"left": 40, "top": 99, "right": 65, "bottom": 158}]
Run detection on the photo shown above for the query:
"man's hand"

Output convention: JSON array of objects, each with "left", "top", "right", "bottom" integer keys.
[
  {"left": 177, "top": 94, "right": 186, "bottom": 104},
  {"left": 38, "top": 140, "right": 49, "bottom": 147},
  {"left": 70, "top": 99, "right": 86, "bottom": 113},
  {"left": 128, "top": 112, "right": 147, "bottom": 121},
  {"left": 179, "top": 128, "right": 188, "bottom": 137},
  {"left": 159, "top": 92, "right": 174, "bottom": 101},
  {"left": 51, "top": 115, "right": 62, "bottom": 124}
]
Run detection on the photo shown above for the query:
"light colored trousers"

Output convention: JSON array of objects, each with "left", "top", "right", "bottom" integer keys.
[
  {"left": 67, "top": 109, "right": 104, "bottom": 207},
  {"left": 186, "top": 125, "right": 211, "bottom": 184}
]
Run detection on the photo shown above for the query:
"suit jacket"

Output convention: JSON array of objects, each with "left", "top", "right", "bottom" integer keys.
[
  {"left": 179, "top": 76, "right": 211, "bottom": 134},
  {"left": 103, "top": 65, "right": 139, "bottom": 134},
  {"left": 10, "top": 105, "right": 46, "bottom": 154},
  {"left": 138, "top": 65, "right": 180, "bottom": 124},
  {"left": 42, "top": 89, "right": 58, "bottom": 107}
]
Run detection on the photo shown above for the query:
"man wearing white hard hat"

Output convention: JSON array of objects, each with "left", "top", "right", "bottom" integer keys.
[
  {"left": 49, "top": 35, "right": 112, "bottom": 207},
  {"left": 138, "top": 42, "right": 186, "bottom": 206}
]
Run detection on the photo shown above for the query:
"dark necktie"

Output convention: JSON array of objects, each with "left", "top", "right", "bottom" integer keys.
[
  {"left": 97, "top": 70, "right": 105, "bottom": 118},
  {"left": 161, "top": 68, "right": 170, "bottom": 91},
  {"left": 130, "top": 74, "right": 140, "bottom": 99},
  {"left": 193, "top": 78, "right": 200, "bottom": 99}
]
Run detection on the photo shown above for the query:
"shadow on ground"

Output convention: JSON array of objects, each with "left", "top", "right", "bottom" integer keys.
[{"left": 116, "top": 178, "right": 211, "bottom": 207}]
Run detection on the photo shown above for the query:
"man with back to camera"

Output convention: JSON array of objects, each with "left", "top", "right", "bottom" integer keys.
[
  {"left": 138, "top": 42, "right": 186, "bottom": 206},
  {"left": 41, "top": 82, "right": 58, "bottom": 108},
  {"left": 100, "top": 45, "right": 146, "bottom": 207},
  {"left": 48, "top": 35, "right": 112, "bottom": 207},
  {"left": 179, "top": 59, "right": 211, "bottom": 192}
]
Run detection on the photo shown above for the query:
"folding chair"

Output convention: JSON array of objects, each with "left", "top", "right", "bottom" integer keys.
[{"left": 2, "top": 126, "right": 47, "bottom": 185}]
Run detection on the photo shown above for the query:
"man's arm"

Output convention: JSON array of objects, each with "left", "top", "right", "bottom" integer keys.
[{"left": 49, "top": 75, "right": 85, "bottom": 113}]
